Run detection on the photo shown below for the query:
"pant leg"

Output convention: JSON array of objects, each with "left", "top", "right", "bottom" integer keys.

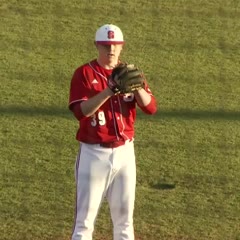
[
  {"left": 107, "top": 142, "right": 136, "bottom": 240},
  {"left": 72, "top": 143, "right": 113, "bottom": 240}
]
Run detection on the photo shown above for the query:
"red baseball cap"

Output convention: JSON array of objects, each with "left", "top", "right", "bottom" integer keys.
[{"left": 95, "top": 24, "right": 125, "bottom": 45}]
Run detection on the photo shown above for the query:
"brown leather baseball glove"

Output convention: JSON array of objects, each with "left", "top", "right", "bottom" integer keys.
[{"left": 108, "top": 63, "right": 145, "bottom": 94}]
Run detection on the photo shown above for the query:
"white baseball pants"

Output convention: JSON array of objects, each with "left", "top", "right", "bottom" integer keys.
[{"left": 71, "top": 140, "right": 136, "bottom": 240}]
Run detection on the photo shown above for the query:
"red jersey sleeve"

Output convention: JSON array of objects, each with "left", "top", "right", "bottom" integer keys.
[
  {"left": 69, "top": 66, "right": 90, "bottom": 111},
  {"left": 137, "top": 80, "right": 157, "bottom": 114}
]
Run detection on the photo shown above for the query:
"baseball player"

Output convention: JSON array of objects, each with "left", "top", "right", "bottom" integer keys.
[{"left": 69, "top": 24, "right": 157, "bottom": 240}]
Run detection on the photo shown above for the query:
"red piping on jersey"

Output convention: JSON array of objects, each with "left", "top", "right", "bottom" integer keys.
[
  {"left": 117, "top": 94, "right": 130, "bottom": 140},
  {"left": 69, "top": 98, "right": 87, "bottom": 110},
  {"left": 109, "top": 97, "right": 121, "bottom": 140}
]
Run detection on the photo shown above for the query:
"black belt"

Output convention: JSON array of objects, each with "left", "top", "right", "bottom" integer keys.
[{"left": 99, "top": 140, "right": 126, "bottom": 148}]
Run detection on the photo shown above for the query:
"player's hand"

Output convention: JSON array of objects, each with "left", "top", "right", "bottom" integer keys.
[{"left": 107, "top": 74, "right": 121, "bottom": 94}]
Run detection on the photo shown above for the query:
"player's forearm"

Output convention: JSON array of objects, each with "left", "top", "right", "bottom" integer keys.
[
  {"left": 80, "top": 87, "right": 114, "bottom": 117},
  {"left": 134, "top": 88, "right": 157, "bottom": 114},
  {"left": 133, "top": 88, "right": 151, "bottom": 107}
]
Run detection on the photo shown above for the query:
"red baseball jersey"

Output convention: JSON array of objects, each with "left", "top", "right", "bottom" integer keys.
[{"left": 69, "top": 59, "right": 157, "bottom": 143}]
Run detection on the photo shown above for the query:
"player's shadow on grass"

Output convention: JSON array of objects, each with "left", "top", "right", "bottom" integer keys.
[
  {"left": 138, "top": 109, "right": 240, "bottom": 121},
  {"left": 0, "top": 106, "right": 240, "bottom": 121},
  {"left": 0, "top": 106, "right": 72, "bottom": 119}
]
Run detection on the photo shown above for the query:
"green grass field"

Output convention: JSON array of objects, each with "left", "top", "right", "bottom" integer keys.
[{"left": 1, "top": 0, "right": 240, "bottom": 239}]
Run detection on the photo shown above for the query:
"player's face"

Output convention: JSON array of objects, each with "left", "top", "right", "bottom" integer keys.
[{"left": 96, "top": 43, "right": 123, "bottom": 61}]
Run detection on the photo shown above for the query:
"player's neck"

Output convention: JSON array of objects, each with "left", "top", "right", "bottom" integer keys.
[{"left": 97, "top": 58, "right": 118, "bottom": 70}]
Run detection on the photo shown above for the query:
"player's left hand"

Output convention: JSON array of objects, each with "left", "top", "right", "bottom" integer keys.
[{"left": 107, "top": 63, "right": 145, "bottom": 94}]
